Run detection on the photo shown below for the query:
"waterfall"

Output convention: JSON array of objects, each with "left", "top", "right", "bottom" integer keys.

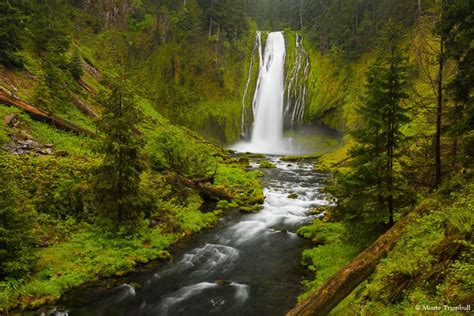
[
  {"left": 241, "top": 31, "right": 261, "bottom": 137},
  {"left": 233, "top": 32, "right": 287, "bottom": 154},
  {"left": 233, "top": 31, "right": 309, "bottom": 154},
  {"left": 284, "top": 34, "right": 310, "bottom": 128}
]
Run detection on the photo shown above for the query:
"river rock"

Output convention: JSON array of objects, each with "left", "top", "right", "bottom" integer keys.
[
  {"left": 215, "top": 280, "right": 231, "bottom": 286},
  {"left": 287, "top": 192, "right": 298, "bottom": 199}
]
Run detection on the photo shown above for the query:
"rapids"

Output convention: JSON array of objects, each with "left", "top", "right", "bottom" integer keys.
[{"left": 34, "top": 157, "right": 331, "bottom": 316}]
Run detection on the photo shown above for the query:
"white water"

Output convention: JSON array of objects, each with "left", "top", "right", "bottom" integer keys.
[
  {"left": 285, "top": 34, "right": 310, "bottom": 128},
  {"left": 232, "top": 32, "right": 293, "bottom": 154}
]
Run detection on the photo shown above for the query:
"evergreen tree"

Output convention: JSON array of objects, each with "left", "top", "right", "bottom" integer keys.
[
  {"left": 0, "top": 0, "right": 27, "bottom": 67},
  {"left": 34, "top": 62, "right": 68, "bottom": 113},
  {"left": 333, "top": 23, "right": 411, "bottom": 228},
  {"left": 69, "top": 49, "right": 84, "bottom": 80},
  {"left": 440, "top": 0, "right": 474, "bottom": 162},
  {"left": 93, "top": 79, "right": 146, "bottom": 233},
  {"left": 31, "top": 2, "right": 70, "bottom": 65}
]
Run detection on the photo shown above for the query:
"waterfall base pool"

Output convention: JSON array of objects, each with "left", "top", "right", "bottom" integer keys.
[{"left": 32, "top": 156, "right": 331, "bottom": 316}]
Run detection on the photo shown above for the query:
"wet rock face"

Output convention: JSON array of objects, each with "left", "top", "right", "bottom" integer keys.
[{"left": 3, "top": 134, "right": 54, "bottom": 156}]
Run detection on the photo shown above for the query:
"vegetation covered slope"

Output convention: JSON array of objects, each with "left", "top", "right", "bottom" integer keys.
[
  {"left": 275, "top": 0, "right": 473, "bottom": 314},
  {"left": 0, "top": 0, "right": 266, "bottom": 312}
]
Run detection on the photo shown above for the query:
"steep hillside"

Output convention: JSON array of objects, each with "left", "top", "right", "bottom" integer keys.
[{"left": 0, "top": 1, "right": 266, "bottom": 312}]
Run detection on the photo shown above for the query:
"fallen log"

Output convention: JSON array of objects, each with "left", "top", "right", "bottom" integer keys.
[
  {"left": 175, "top": 174, "right": 233, "bottom": 201},
  {"left": 0, "top": 89, "right": 97, "bottom": 138},
  {"left": 71, "top": 93, "right": 98, "bottom": 118},
  {"left": 78, "top": 79, "right": 96, "bottom": 94},
  {"left": 286, "top": 211, "right": 419, "bottom": 316}
]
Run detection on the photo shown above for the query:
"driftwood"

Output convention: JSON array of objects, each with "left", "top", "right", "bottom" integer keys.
[
  {"left": 0, "top": 89, "right": 97, "bottom": 138},
  {"left": 287, "top": 211, "right": 419, "bottom": 316},
  {"left": 175, "top": 174, "right": 233, "bottom": 201}
]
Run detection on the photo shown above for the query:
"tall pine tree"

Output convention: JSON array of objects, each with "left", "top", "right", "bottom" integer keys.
[
  {"left": 93, "top": 78, "right": 145, "bottom": 233},
  {"left": 333, "top": 22, "right": 411, "bottom": 228}
]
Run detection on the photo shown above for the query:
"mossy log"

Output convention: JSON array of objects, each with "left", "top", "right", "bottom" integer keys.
[
  {"left": 287, "top": 211, "right": 419, "bottom": 316},
  {"left": 176, "top": 174, "right": 233, "bottom": 201},
  {"left": 0, "top": 89, "right": 97, "bottom": 138}
]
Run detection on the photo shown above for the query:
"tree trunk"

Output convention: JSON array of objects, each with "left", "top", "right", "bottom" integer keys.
[
  {"left": 0, "top": 89, "right": 97, "bottom": 138},
  {"left": 174, "top": 173, "right": 233, "bottom": 201},
  {"left": 434, "top": 5, "right": 444, "bottom": 188},
  {"left": 286, "top": 210, "right": 419, "bottom": 316}
]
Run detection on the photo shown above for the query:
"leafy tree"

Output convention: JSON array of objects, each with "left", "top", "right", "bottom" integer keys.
[
  {"left": 333, "top": 23, "right": 411, "bottom": 228},
  {"left": 0, "top": 0, "right": 28, "bottom": 67},
  {"left": 69, "top": 49, "right": 84, "bottom": 80},
  {"left": 93, "top": 78, "right": 146, "bottom": 232},
  {"left": 0, "top": 157, "right": 36, "bottom": 279}
]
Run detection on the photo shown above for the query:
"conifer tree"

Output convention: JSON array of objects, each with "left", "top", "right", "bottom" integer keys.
[
  {"left": 0, "top": 0, "right": 27, "bottom": 67},
  {"left": 439, "top": 0, "right": 474, "bottom": 162},
  {"left": 69, "top": 49, "right": 84, "bottom": 80},
  {"left": 333, "top": 23, "right": 411, "bottom": 228},
  {"left": 93, "top": 79, "right": 145, "bottom": 233}
]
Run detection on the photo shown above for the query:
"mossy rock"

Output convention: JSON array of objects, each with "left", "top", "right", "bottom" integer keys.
[
  {"left": 287, "top": 192, "right": 298, "bottom": 199},
  {"left": 239, "top": 204, "right": 263, "bottom": 213},
  {"left": 259, "top": 160, "right": 276, "bottom": 168},
  {"left": 225, "top": 158, "right": 238, "bottom": 164},
  {"left": 237, "top": 157, "right": 250, "bottom": 166},
  {"left": 280, "top": 154, "right": 321, "bottom": 162},
  {"left": 216, "top": 200, "right": 230, "bottom": 209},
  {"left": 244, "top": 153, "right": 266, "bottom": 158},
  {"left": 310, "top": 206, "right": 327, "bottom": 214}
]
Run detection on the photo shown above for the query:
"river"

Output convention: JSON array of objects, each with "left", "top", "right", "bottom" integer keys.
[{"left": 35, "top": 156, "right": 330, "bottom": 315}]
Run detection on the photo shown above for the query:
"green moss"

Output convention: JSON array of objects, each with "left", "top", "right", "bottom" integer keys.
[
  {"left": 280, "top": 154, "right": 321, "bottom": 162},
  {"left": 215, "top": 163, "right": 264, "bottom": 208},
  {"left": 0, "top": 223, "right": 179, "bottom": 311},
  {"left": 326, "top": 185, "right": 474, "bottom": 315},
  {"left": 297, "top": 220, "right": 364, "bottom": 301},
  {"left": 259, "top": 160, "right": 276, "bottom": 168}
]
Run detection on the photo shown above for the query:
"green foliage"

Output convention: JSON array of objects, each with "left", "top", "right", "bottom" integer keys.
[
  {"left": 68, "top": 49, "right": 84, "bottom": 80},
  {"left": 0, "top": 0, "right": 27, "bottom": 67},
  {"left": 30, "top": 2, "right": 70, "bottom": 63},
  {"left": 0, "top": 223, "right": 178, "bottom": 311},
  {"left": 34, "top": 62, "right": 70, "bottom": 113},
  {"left": 298, "top": 220, "right": 363, "bottom": 301},
  {"left": 345, "top": 185, "right": 474, "bottom": 314},
  {"left": 148, "top": 128, "right": 216, "bottom": 178},
  {"left": 332, "top": 23, "right": 413, "bottom": 227},
  {"left": 202, "top": 0, "right": 249, "bottom": 41},
  {"left": 215, "top": 163, "right": 264, "bottom": 207},
  {"left": 93, "top": 79, "right": 145, "bottom": 232},
  {"left": 439, "top": 0, "right": 474, "bottom": 162},
  {"left": 173, "top": 0, "right": 204, "bottom": 41},
  {"left": 1, "top": 154, "right": 93, "bottom": 219},
  {"left": 0, "top": 156, "right": 37, "bottom": 279}
]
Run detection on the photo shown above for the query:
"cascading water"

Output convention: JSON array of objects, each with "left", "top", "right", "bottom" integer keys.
[
  {"left": 241, "top": 31, "right": 262, "bottom": 137},
  {"left": 233, "top": 32, "right": 289, "bottom": 154},
  {"left": 233, "top": 32, "right": 310, "bottom": 154},
  {"left": 284, "top": 34, "right": 310, "bottom": 128}
]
